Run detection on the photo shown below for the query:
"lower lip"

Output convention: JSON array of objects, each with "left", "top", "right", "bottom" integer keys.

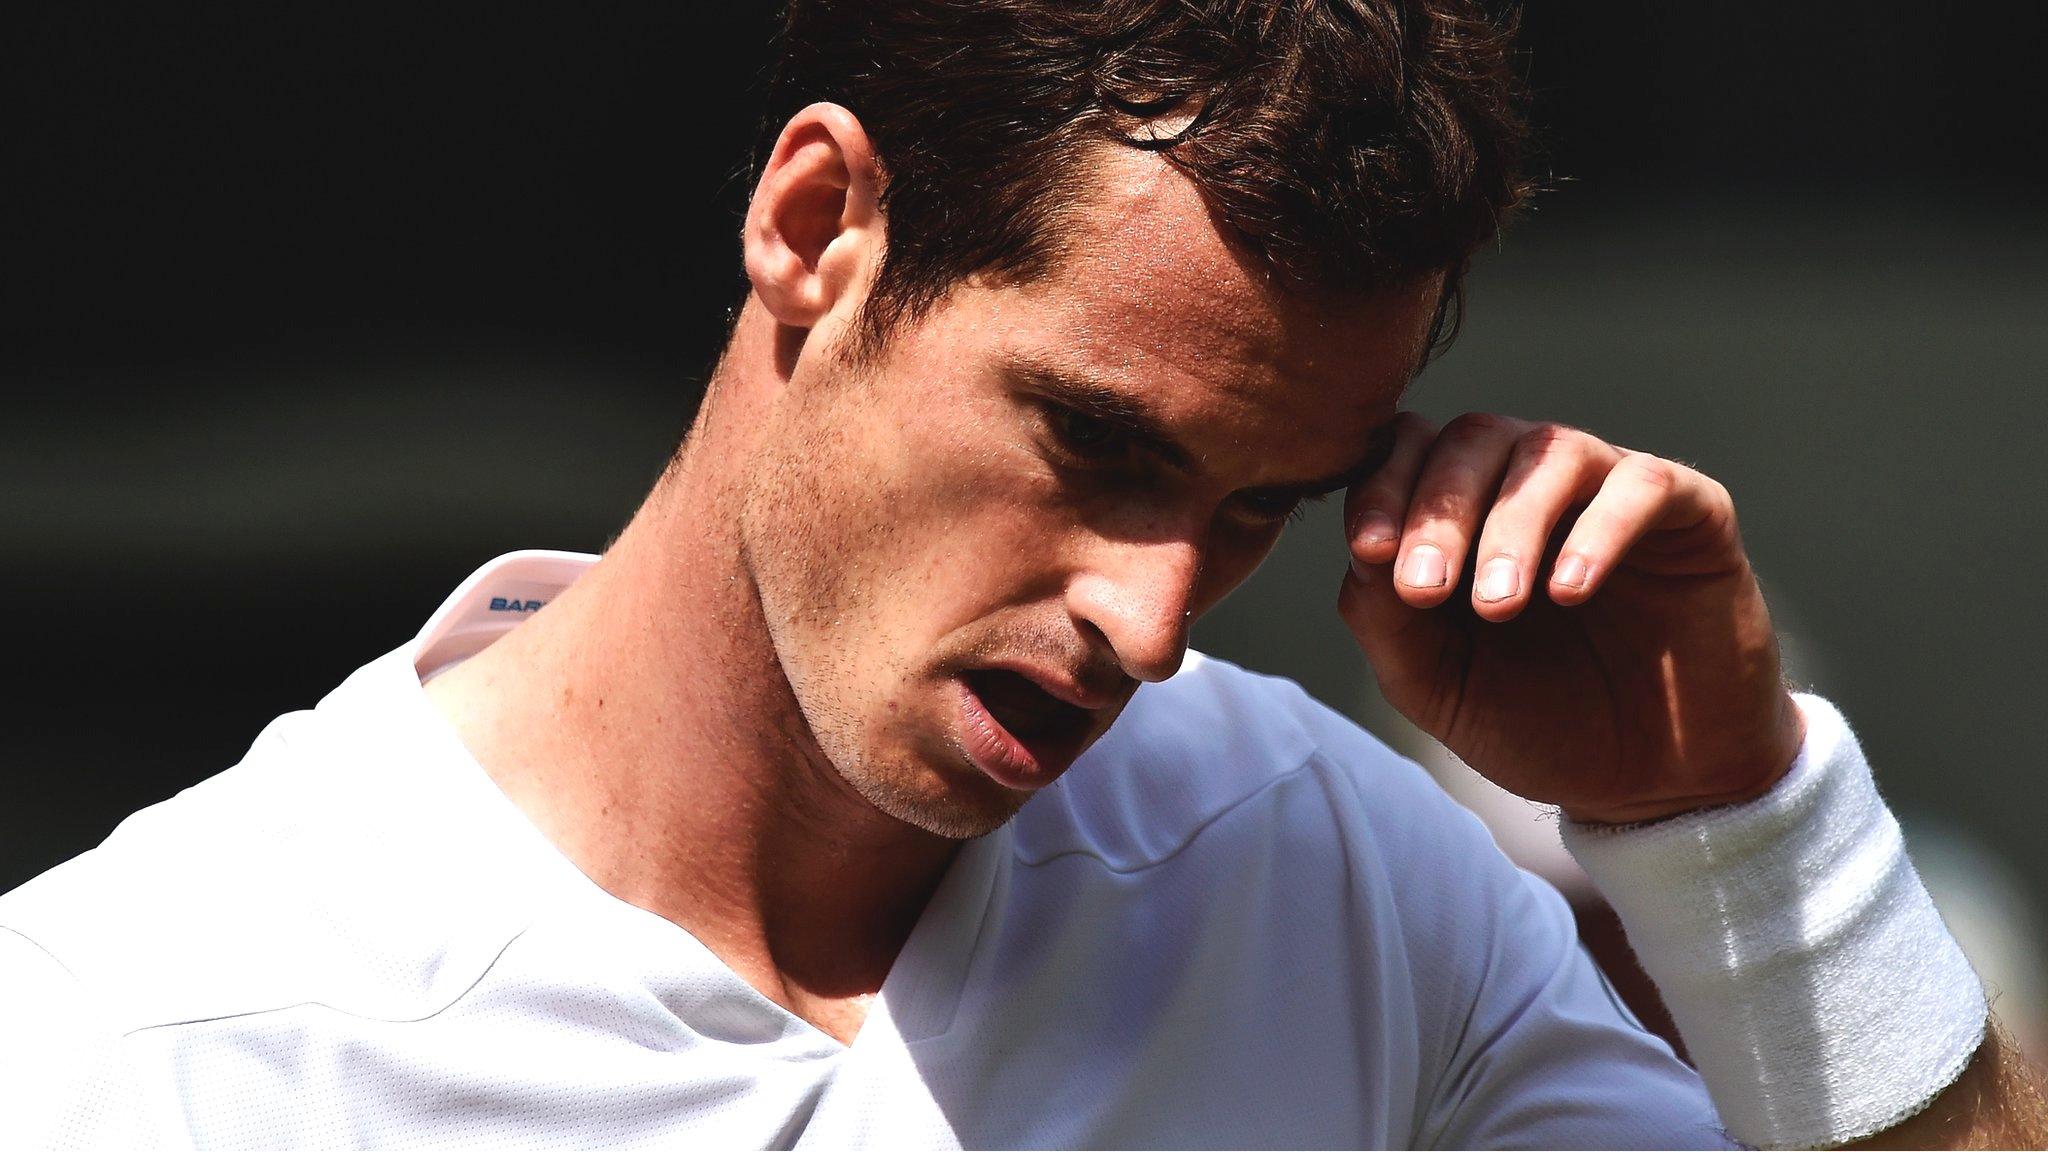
[{"left": 956, "top": 680, "right": 1068, "bottom": 792}]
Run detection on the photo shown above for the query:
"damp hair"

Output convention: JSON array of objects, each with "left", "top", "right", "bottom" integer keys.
[{"left": 758, "top": 0, "right": 1532, "bottom": 362}]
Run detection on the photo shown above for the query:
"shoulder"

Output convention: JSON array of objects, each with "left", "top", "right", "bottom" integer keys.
[
  {"left": 0, "top": 925, "right": 154, "bottom": 1145},
  {"left": 1014, "top": 650, "right": 1497, "bottom": 880},
  {"left": 0, "top": 649, "right": 539, "bottom": 1036}
]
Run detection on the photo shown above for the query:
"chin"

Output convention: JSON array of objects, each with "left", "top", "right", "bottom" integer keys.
[{"left": 838, "top": 750, "right": 1031, "bottom": 840}]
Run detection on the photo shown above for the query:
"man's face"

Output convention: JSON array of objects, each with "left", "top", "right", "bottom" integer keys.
[{"left": 738, "top": 146, "right": 1439, "bottom": 838}]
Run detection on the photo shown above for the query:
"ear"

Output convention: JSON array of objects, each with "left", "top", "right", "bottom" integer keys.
[{"left": 743, "top": 102, "right": 883, "bottom": 330}]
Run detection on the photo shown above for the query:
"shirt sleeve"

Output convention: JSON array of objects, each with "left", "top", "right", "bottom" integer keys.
[
  {"left": 0, "top": 926, "right": 155, "bottom": 1150},
  {"left": 1413, "top": 863, "right": 1738, "bottom": 1149},
  {"left": 1298, "top": 720, "right": 1739, "bottom": 1150}
]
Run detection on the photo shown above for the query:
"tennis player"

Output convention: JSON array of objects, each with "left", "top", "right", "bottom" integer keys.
[{"left": 5, "top": 1, "right": 2039, "bottom": 1146}]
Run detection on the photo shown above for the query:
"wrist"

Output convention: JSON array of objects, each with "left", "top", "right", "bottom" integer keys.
[
  {"left": 1561, "top": 694, "right": 1986, "bottom": 1148},
  {"left": 1560, "top": 690, "right": 1806, "bottom": 825}
]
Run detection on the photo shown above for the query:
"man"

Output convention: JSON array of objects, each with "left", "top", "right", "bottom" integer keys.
[{"left": 3, "top": 1, "right": 2039, "bottom": 1147}]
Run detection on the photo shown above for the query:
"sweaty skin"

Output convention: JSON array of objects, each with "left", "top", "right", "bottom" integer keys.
[
  {"left": 426, "top": 104, "right": 1431, "bottom": 1044},
  {"left": 1337, "top": 409, "right": 1803, "bottom": 825},
  {"left": 424, "top": 101, "right": 2048, "bottom": 1142}
]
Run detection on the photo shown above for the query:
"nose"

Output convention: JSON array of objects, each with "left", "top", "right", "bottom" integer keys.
[{"left": 1066, "top": 537, "right": 1203, "bottom": 684}]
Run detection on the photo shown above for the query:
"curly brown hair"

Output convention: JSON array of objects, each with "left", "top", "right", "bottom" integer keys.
[{"left": 762, "top": 0, "right": 1530, "bottom": 361}]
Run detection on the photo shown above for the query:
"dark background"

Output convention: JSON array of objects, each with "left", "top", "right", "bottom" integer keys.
[{"left": 5, "top": 0, "right": 2044, "bottom": 972}]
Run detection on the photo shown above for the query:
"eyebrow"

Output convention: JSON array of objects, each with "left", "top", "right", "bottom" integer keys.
[
  {"left": 1001, "top": 357, "right": 1197, "bottom": 473},
  {"left": 1247, "top": 424, "right": 1399, "bottom": 500},
  {"left": 1000, "top": 354, "right": 1399, "bottom": 498}
]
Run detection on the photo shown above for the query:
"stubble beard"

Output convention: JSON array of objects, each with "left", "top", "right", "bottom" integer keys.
[{"left": 734, "top": 412, "right": 1026, "bottom": 843}]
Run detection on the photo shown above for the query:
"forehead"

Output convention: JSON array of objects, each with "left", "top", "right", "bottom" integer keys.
[{"left": 990, "top": 144, "right": 1437, "bottom": 442}]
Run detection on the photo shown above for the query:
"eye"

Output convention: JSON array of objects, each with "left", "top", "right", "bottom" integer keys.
[
  {"left": 1042, "top": 403, "right": 1136, "bottom": 466},
  {"left": 1229, "top": 489, "right": 1328, "bottom": 529}
]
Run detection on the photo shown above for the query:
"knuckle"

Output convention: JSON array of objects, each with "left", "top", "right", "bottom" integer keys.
[
  {"left": 1360, "top": 414, "right": 1437, "bottom": 484},
  {"left": 1703, "top": 476, "right": 1740, "bottom": 532},
  {"left": 1439, "top": 411, "right": 1517, "bottom": 446},
  {"left": 1389, "top": 411, "right": 1439, "bottom": 440},
  {"left": 1423, "top": 456, "right": 1496, "bottom": 499},
  {"left": 1619, "top": 453, "right": 1678, "bottom": 493},
  {"left": 1513, "top": 422, "right": 1588, "bottom": 464},
  {"left": 1411, "top": 485, "right": 1475, "bottom": 527}
]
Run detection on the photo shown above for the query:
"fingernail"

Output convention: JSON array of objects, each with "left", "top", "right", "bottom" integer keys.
[
  {"left": 1554, "top": 555, "right": 1589, "bottom": 589},
  {"left": 1353, "top": 510, "right": 1397, "bottom": 546},
  {"left": 1476, "top": 557, "right": 1519, "bottom": 602},
  {"left": 1402, "top": 543, "right": 1447, "bottom": 589}
]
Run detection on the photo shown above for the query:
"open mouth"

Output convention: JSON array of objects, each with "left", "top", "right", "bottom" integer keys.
[
  {"left": 958, "top": 668, "right": 1098, "bottom": 787},
  {"left": 966, "top": 668, "right": 1091, "bottom": 740}
]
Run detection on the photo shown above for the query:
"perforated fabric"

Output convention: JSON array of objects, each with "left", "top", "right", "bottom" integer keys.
[{"left": 0, "top": 551, "right": 1731, "bottom": 1149}]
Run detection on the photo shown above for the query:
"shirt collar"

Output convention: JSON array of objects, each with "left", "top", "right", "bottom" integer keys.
[
  {"left": 393, "top": 547, "right": 1008, "bottom": 1044},
  {"left": 412, "top": 549, "right": 599, "bottom": 680}
]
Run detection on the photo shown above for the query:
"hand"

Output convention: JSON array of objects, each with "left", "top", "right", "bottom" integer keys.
[{"left": 1337, "top": 413, "right": 1805, "bottom": 824}]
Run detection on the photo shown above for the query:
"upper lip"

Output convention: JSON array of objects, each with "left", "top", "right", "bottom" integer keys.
[{"left": 972, "top": 659, "right": 1129, "bottom": 712}]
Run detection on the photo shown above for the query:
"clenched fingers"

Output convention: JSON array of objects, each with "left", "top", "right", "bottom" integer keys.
[
  {"left": 1342, "top": 413, "right": 1736, "bottom": 616},
  {"left": 1465, "top": 424, "right": 1624, "bottom": 620},
  {"left": 1547, "top": 452, "right": 1739, "bottom": 604},
  {"left": 1344, "top": 412, "right": 1438, "bottom": 570},
  {"left": 1384, "top": 412, "right": 1533, "bottom": 608}
]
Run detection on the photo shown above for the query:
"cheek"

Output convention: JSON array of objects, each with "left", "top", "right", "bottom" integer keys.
[
  {"left": 744, "top": 382, "right": 1070, "bottom": 664},
  {"left": 875, "top": 417, "right": 1076, "bottom": 630},
  {"left": 742, "top": 420, "right": 898, "bottom": 635}
]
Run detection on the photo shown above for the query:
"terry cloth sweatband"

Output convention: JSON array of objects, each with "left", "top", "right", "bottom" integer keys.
[{"left": 1560, "top": 693, "right": 1987, "bottom": 1150}]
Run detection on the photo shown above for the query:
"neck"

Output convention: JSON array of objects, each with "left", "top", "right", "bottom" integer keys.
[{"left": 427, "top": 304, "right": 957, "bottom": 1026}]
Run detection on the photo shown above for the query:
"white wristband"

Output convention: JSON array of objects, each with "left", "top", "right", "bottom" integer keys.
[{"left": 1561, "top": 694, "right": 1987, "bottom": 1149}]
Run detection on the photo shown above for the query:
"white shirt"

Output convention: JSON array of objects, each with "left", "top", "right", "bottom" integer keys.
[{"left": 0, "top": 551, "right": 1730, "bottom": 1148}]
